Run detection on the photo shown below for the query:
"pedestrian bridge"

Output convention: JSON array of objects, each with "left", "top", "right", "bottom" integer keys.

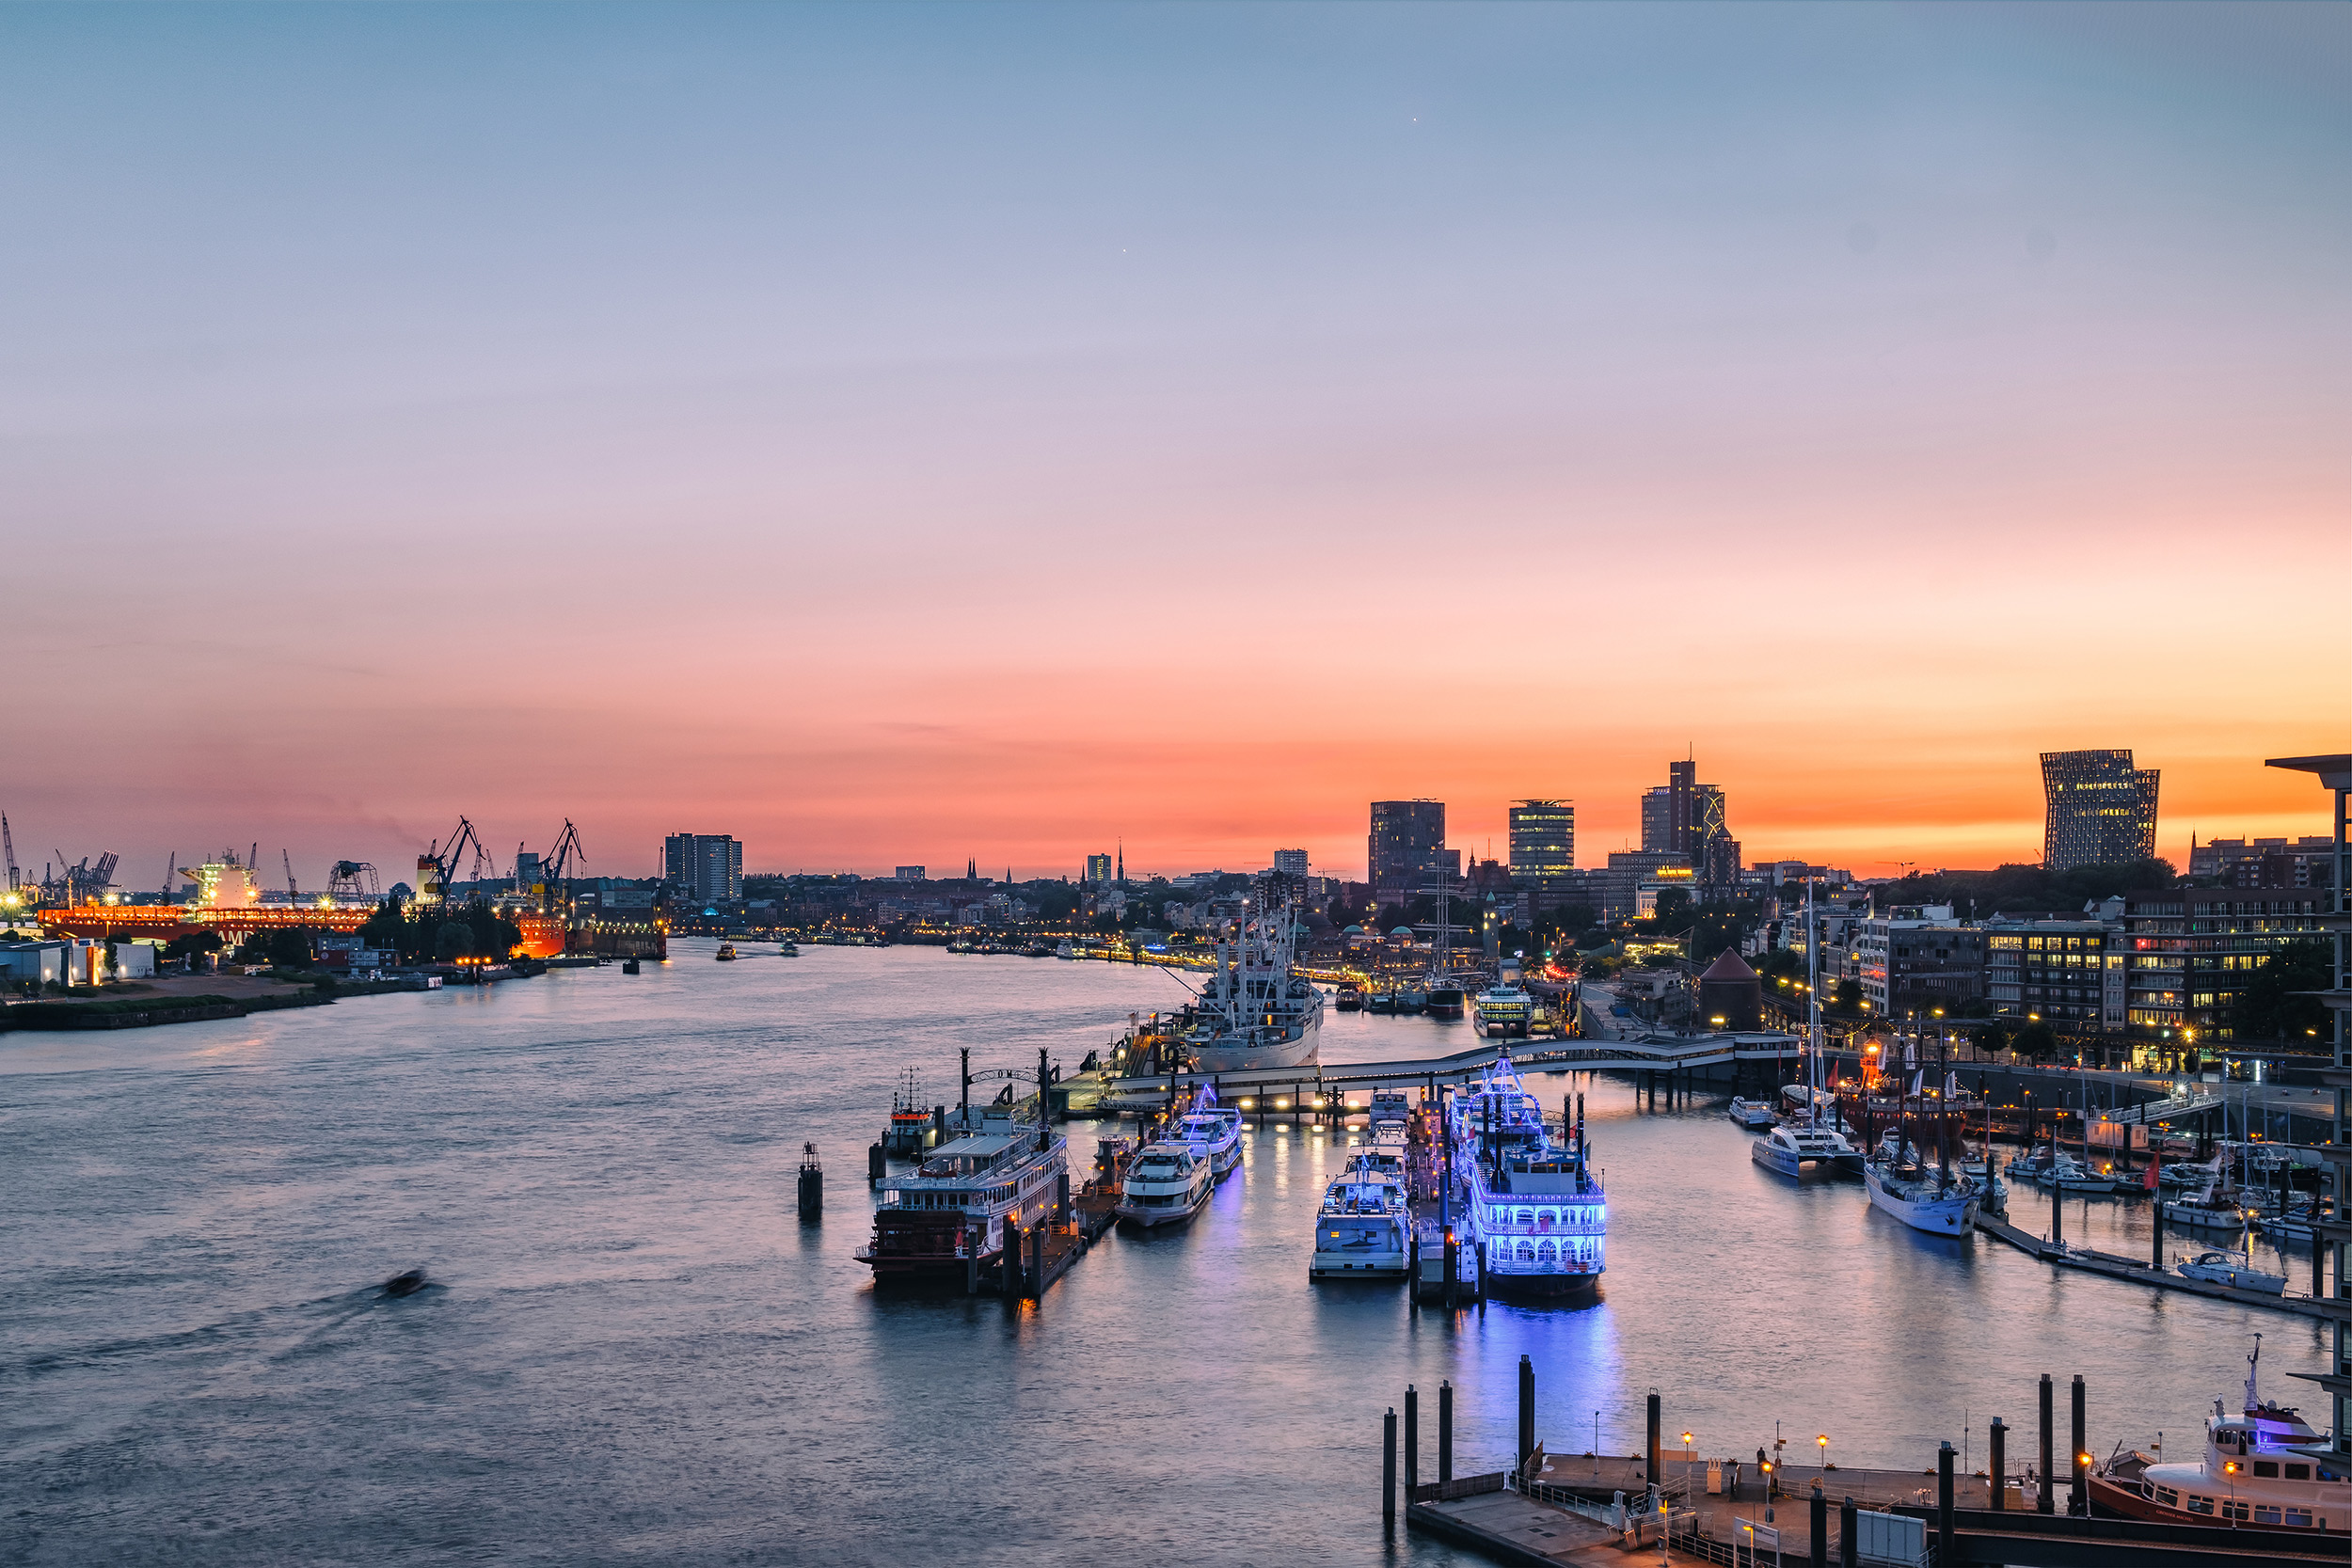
[{"left": 1100, "top": 1032, "right": 1799, "bottom": 1103}]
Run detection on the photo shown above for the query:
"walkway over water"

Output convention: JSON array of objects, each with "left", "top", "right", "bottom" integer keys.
[{"left": 1102, "top": 1033, "right": 1800, "bottom": 1101}]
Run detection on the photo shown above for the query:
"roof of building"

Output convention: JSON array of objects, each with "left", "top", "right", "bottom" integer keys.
[{"left": 1698, "top": 949, "right": 1759, "bottom": 982}]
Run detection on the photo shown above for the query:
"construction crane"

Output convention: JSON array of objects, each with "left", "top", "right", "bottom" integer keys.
[
  {"left": 283, "top": 849, "right": 300, "bottom": 901},
  {"left": 1, "top": 812, "right": 16, "bottom": 892},
  {"left": 542, "top": 819, "right": 585, "bottom": 916}
]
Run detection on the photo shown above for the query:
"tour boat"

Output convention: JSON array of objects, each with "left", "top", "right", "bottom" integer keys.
[
  {"left": 1170, "top": 1089, "right": 1245, "bottom": 1180},
  {"left": 2090, "top": 1338, "right": 2348, "bottom": 1533},
  {"left": 1470, "top": 982, "right": 1534, "bottom": 1038},
  {"left": 1116, "top": 1141, "right": 1213, "bottom": 1227},
  {"left": 857, "top": 1119, "right": 1069, "bottom": 1283},
  {"left": 1334, "top": 984, "right": 1363, "bottom": 1011},
  {"left": 715, "top": 942, "right": 738, "bottom": 961},
  {"left": 1726, "top": 1098, "right": 1777, "bottom": 1130},
  {"left": 1308, "top": 1151, "right": 1411, "bottom": 1277},
  {"left": 1449, "top": 1046, "right": 1605, "bottom": 1301},
  {"left": 2176, "top": 1247, "right": 2287, "bottom": 1295},
  {"left": 1166, "top": 904, "right": 1325, "bottom": 1071}
]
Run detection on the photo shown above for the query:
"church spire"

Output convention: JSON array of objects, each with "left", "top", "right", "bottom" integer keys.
[{"left": 1117, "top": 838, "right": 1123, "bottom": 883}]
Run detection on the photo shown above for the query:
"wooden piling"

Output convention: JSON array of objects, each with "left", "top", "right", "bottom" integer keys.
[
  {"left": 1438, "top": 1380, "right": 1454, "bottom": 1488},
  {"left": 2037, "top": 1373, "right": 2054, "bottom": 1513},
  {"left": 1517, "top": 1355, "right": 1534, "bottom": 1480},
  {"left": 2070, "top": 1375, "right": 2085, "bottom": 1515},
  {"left": 1989, "top": 1418, "right": 2006, "bottom": 1510},
  {"left": 1405, "top": 1385, "right": 1419, "bottom": 1493},
  {"left": 1937, "top": 1442, "right": 1955, "bottom": 1563},
  {"left": 1838, "top": 1497, "right": 1857, "bottom": 1568},
  {"left": 1809, "top": 1483, "right": 1827, "bottom": 1568},
  {"left": 1383, "top": 1407, "right": 1397, "bottom": 1530}
]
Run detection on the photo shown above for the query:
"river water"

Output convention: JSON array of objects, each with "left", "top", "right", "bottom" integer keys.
[{"left": 1, "top": 945, "right": 2324, "bottom": 1565}]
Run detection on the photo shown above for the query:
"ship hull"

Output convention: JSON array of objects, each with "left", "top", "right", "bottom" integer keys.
[
  {"left": 1484, "top": 1268, "right": 1602, "bottom": 1303},
  {"left": 1189, "top": 1012, "right": 1321, "bottom": 1073},
  {"left": 1865, "top": 1164, "right": 1979, "bottom": 1235}
]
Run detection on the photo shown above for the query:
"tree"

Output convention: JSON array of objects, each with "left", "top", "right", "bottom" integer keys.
[
  {"left": 163, "top": 929, "right": 224, "bottom": 962},
  {"left": 1968, "top": 1022, "right": 2010, "bottom": 1056},
  {"left": 2011, "top": 1022, "right": 2058, "bottom": 1062},
  {"left": 436, "top": 921, "right": 474, "bottom": 961},
  {"left": 2232, "top": 939, "right": 2331, "bottom": 1044},
  {"left": 1831, "top": 978, "right": 1865, "bottom": 1015}
]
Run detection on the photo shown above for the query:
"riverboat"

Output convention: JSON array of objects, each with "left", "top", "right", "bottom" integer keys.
[
  {"left": 1470, "top": 982, "right": 1534, "bottom": 1038},
  {"left": 857, "top": 1120, "right": 1069, "bottom": 1284},
  {"left": 1448, "top": 1046, "right": 1604, "bottom": 1302},
  {"left": 2090, "top": 1338, "right": 2348, "bottom": 1533}
]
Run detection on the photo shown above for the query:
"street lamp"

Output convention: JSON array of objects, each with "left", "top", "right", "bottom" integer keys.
[
  {"left": 1682, "top": 1431, "right": 1694, "bottom": 1497},
  {"left": 1819, "top": 1433, "right": 1829, "bottom": 1471}
]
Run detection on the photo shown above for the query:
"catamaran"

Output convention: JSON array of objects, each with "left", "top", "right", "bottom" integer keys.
[{"left": 1448, "top": 1047, "right": 1606, "bottom": 1301}]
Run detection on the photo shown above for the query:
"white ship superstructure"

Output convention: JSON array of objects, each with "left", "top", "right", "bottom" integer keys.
[
  {"left": 1170, "top": 904, "right": 1324, "bottom": 1072},
  {"left": 1447, "top": 1047, "right": 1605, "bottom": 1301}
]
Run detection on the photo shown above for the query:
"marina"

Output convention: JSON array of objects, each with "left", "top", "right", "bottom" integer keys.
[{"left": 8, "top": 941, "right": 2345, "bottom": 1568}]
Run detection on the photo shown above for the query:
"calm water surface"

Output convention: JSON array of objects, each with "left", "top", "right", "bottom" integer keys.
[{"left": 2, "top": 946, "right": 2325, "bottom": 1565}]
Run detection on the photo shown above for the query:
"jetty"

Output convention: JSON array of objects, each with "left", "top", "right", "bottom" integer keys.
[{"left": 1972, "top": 1210, "right": 2350, "bottom": 1322}]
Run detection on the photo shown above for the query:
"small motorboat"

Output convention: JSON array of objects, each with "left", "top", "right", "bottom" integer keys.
[
  {"left": 1726, "top": 1097, "right": 1776, "bottom": 1130},
  {"left": 715, "top": 942, "right": 739, "bottom": 961},
  {"left": 2176, "top": 1248, "right": 2287, "bottom": 1295},
  {"left": 777, "top": 942, "right": 800, "bottom": 957},
  {"left": 1334, "top": 985, "right": 1363, "bottom": 1011}
]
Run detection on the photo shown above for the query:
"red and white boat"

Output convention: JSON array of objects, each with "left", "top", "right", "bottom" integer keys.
[{"left": 2090, "top": 1337, "right": 2350, "bottom": 1534}]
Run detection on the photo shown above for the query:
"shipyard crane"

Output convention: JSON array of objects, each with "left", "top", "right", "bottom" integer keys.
[
  {"left": 164, "top": 852, "right": 177, "bottom": 902},
  {"left": 283, "top": 849, "right": 300, "bottom": 901},
  {"left": 2, "top": 812, "right": 17, "bottom": 892},
  {"left": 423, "top": 817, "right": 489, "bottom": 905},
  {"left": 327, "top": 860, "right": 382, "bottom": 902},
  {"left": 541, "top": 820, "right": 585, "bottom": 916}
]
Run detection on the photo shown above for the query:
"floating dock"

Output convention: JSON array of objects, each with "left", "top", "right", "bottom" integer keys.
[{"left": 1973, "top": 1212, "right": 2350, "bottom": 1321}]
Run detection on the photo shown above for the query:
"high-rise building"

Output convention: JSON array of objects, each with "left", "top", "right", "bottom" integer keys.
[
  {"left": 1084, "top": 853, "right": 1113, "bottom": 884},
  {"left": 1640, "top": 760, "right": 1727, "bottom": 861},
  {"left": 1272, "top": 848, "right": 1310, "bottom": 877},
  {"left": 1368, "top": 800, "right": 1455, "bottom": 891},
  {"left": 894, "top": 866, "right": 926, "bottom": 882},
  {"left": 1508, "top": 800, "right": 1575, "bottom": 886},
  {"left": 662, "top": 833, "right": 742, "bottom": 903},
  {"left": 2041, "top": 750, "right": 2159, "bottom": 870}
]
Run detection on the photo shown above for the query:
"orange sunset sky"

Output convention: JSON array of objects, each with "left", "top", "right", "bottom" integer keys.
[{"left": 3, "top": 5, "right": 2345, "bottom": 888}]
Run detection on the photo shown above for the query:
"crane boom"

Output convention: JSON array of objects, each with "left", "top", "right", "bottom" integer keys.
[
  {"left": 283, "top": 849, "right": 299, "bottom": 900},
  {"left": 1, "top": 812, "right": 15, "bottom": 891}
]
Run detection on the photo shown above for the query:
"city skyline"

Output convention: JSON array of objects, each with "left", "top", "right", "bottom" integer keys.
[{"left": 2, "top": 5, "right": 2344, "bottom": 886}]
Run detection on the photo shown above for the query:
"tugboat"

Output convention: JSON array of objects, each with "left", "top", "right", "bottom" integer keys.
[
  {"left": 715, "top": 941, "right": 738, "bottom": 961},
  {"left": 2090, "top": 1336, "right": 2349, "bottom": 1532}
]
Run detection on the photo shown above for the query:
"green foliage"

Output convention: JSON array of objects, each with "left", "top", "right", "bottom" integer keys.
[
  {"left": 357, "top": 896, "right": 520, "bottom": 966},
  {"left": 236, "top": 927, "right": 319, "bottom": 967},
  {"left": 162, "top": 930, "right": 224, "bottom": 961},
  {"left": 1830, "top": 978, "right": 1865, "bottom": 1015},
  {"left": 1968, "top": 1022, "right": 2010, "bottom": 1054},
  {"left": 2011, "top": 1022, "right": 2059, "bottom": 1061},
  {"left": 1871, "top": 859, "right": 2178, "bottom": 917},
  {"left": 1652, "top": 889, "right": 1692, "bottom": 928},
  {"left": 2231, "top": 939, "right": 2331, "bottom": 1044}
]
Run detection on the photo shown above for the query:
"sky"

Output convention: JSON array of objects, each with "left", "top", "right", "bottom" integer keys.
[{"left": 2, "top": 2, "right": 2345, "bottom": 889}]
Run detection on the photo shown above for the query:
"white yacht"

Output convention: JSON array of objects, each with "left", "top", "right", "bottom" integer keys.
[
  {"left": 2176, "top": 1247, "right": 2287, "bottom": 1295},
  {"left": 1116, "top": 1142, "right": 1213, "bottom": 1227},
  {"left": 1171, "top": 1094, "right": 1245, "bottom": 1180},
  {"left": 1309, "top": 1152, "right": 1411, "bottom": 1278},
  {"left": 1168, "top": 904, "right": 1324, "bottom": 1072},
  {"left": 2091, "top": 1338, "right": 2348, "bottom": 1533},
  {"left": 2033, "top": 1151, "right": 2122, "bottom": 1194},
  {"left": 1726, "top": 1097, "right": 1777, "bottom": 1130},
  {"left": 1470, "top": 982, "right": 1534, "bottom": 1038},
  {"left": 1753, "top": 1120, "right": 1861, "bottom": 1178},
  {"left": 1865, "top": 1153, "right": 1981, "bottom": 1236}
]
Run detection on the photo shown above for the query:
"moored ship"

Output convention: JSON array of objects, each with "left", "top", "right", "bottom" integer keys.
[
  {"left": 1309, "top": 1149, "right": 1411, "bottom": 1278},
  {"left": 1470, "top": 981, "right": 1533, "bottom": 1038},
  {"left": 1170, "top": 1089, "right": 1245, "bottom": 1180},
  {"left": 1116, "top": 1142, "right": 1213, "bottom": 1227},
  {"left": 1167, "top": 903, "right": 1324, "bottom": 1072},
  {"left": 856, "top": 1112, "right": 1068, "bottom": 1285},
  {"left": 1448, "top": 1047, "right": 1605, "bottom": 1301},
  {"left": 2091, "top": 1338, "right": 2348, "bottom": 1533}
]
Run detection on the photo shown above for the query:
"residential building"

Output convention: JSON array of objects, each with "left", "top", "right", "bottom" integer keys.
[
  {"left": 2189, "top": 835, "right": 2337, "bottom": 889},
  {"left": 1272, "top": 848, "right": 1310, "bottom": 877},
  {"left": 1853, "top": 906, "right": 1986, "bottom": 1017},
  {"left": 1368, "top": 800, "right": 1456, "bottom": 893},
  {"left": 894, "top": 865, "right": 926, "bottom": 882},
  {"left": 1084, "top": 853, "right": 1113, "bottom": 884},
  {"left": 2041, "top": 749, "right": 2159, "bottom": 870},
  {"left": 1599, "top": 849, "right": 1688, "bottom": 926},
  {"left": 1984, "top": 917, "right": 2125, "bottom": 1031},
  {"left": 2117, "top": 886, "right": 2335, "bottom": 1042},
  {"left": 662, "top": 833, "right": 742, "bottom": 904},
  {"left": 1509, "top": 800, "right": 1576, "bottom": 886}
]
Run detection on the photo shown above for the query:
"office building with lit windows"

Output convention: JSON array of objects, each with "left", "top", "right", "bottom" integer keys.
[
  {"left": 1272, "top": 848, "right": 1310, "bottom": 877},
  {"left": 2040, "top": 750, "right": 2159, "bottom": 870},
  {"left": 1368, "top": 800, "right": 1455, "bottom": 892},
  {"left": 1508, "top": 800, "right": 1575, "bottom": 886},
  {"left": 662, "top": 833, "right": 742, "bottom": 904}
]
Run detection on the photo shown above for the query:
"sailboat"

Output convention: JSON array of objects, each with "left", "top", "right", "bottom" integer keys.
[
  {"left": 1759, "top": 880, "right": 1865, "bottom": 1179},
  {"left": 1863, "top": 1020, "right": 1979, "bottom": 1237}
]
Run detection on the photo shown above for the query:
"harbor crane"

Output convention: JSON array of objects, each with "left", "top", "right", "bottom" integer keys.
[
  {"left": 422, "top": 817, "right": 490, "bottom": 905},
  {"left": 283, "top": 849, "right": 300, "bottom": 901},
  {"left": 1, "top": 812, "right": 16, "bottom": 891},
  {"left": 327, "top": 861, "right": 382, "bottom": 902},
  {"left": 541, "top": 819, "right": 584, "bottom": 915}
]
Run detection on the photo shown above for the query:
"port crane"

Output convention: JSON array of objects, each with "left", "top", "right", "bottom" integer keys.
[
  {"left": 2, "top": 812, "right": 16, "bottom": 891},
  {"left": 541, "top": 819, "right": 585, "bottom": 915},
  {"left": 283, "top": 849, "right": 300, "bottom": 901},
  {"left": 422, "top": 817, "right": 490, "bottom": 905},
  {"left": 327, "top": 861, "right": 382, "bottom": 902}
]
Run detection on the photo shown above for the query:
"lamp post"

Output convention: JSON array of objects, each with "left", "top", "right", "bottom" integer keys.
[{"left": 1819, "top": 1433, "right": 1829, "bottom": 1471}]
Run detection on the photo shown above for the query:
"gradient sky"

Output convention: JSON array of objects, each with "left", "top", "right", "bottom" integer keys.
[{"left": 3, "top": 3, "right": 2345, "bottom": 888}]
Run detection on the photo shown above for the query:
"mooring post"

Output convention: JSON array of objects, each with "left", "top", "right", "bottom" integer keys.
[
  {"left": 1474, "top": 1241, "right": 1487, "bottom": 1304},
  {"left": 1438, "top": 1380, "right": 1454, "bottom": 1489},
  {"left": 2070, "top": 1375, "right": 2086, "bottom": 1515},
  {"left": 1383, "top": 1406, "right": 1398, "bottom": 1531},
  {"left": 2037, "top": 1373, "right": 2055, "bottom": 1513},
  {"left": 1518, "top": 1354, "right": 1535, "bottom": 1481},
  {"left": 1443, "top": 1230, "right": 1458, "bottom": 1308},
  {"left": 867, "top": 1143, "right": 885, "bottom": 1185},
  {"left": 1405, "top": 1385, "right": 1419, "bottom": 1494},
  {"left": 1809, "top": 1483, "right": 1827, "bottom": 1568},
  {"left": 1645, "top": 1389, "right": 1661, "bottom": 1488},
  {"left": 1838, "top": 1496, "right": 1857, "bottom": 1568},
  {"left": 965, "top": 1226, "right": 978, "bottom": 1295},
  {"left": 2050, "top": 1167, "right": 2062, "bottom": 1246},
  {"left": 1031, "top": 1219, "right": 1045, "bottom": 1295},
  {"left": 1937, "top": 1442, "right": 1955, "bottom": 1564},
  {"left": 1989, "top": 1418, "right": 2007, "bottom": 1510},
  {"left": 1407, "top": 1231, "right": 1421, "bottom": 1305}
]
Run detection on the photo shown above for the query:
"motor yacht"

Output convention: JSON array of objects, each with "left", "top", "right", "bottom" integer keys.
[
  {"left": 1726, "top": 1097, "right": 1776, "bottom": 1130},
  {"left": 1171, "top": 1092, "right": 1245, "bottom": 1180},
  {"left": 1309, "top": 1152, "right": 1411, "bottom": 1278},
  {"left": 2176, "top": 1247, "right": 2287, "bottom": 1295},
  {"left": 2163, "top": 1184, "right": 2260, "bottom": 1233},
  {"left": 1116, "top": 1142, "right": 1213, "bottom": 1227},
  {"left": 1752, "top": 1119, "right": 1862, "bottom": 1178}
]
